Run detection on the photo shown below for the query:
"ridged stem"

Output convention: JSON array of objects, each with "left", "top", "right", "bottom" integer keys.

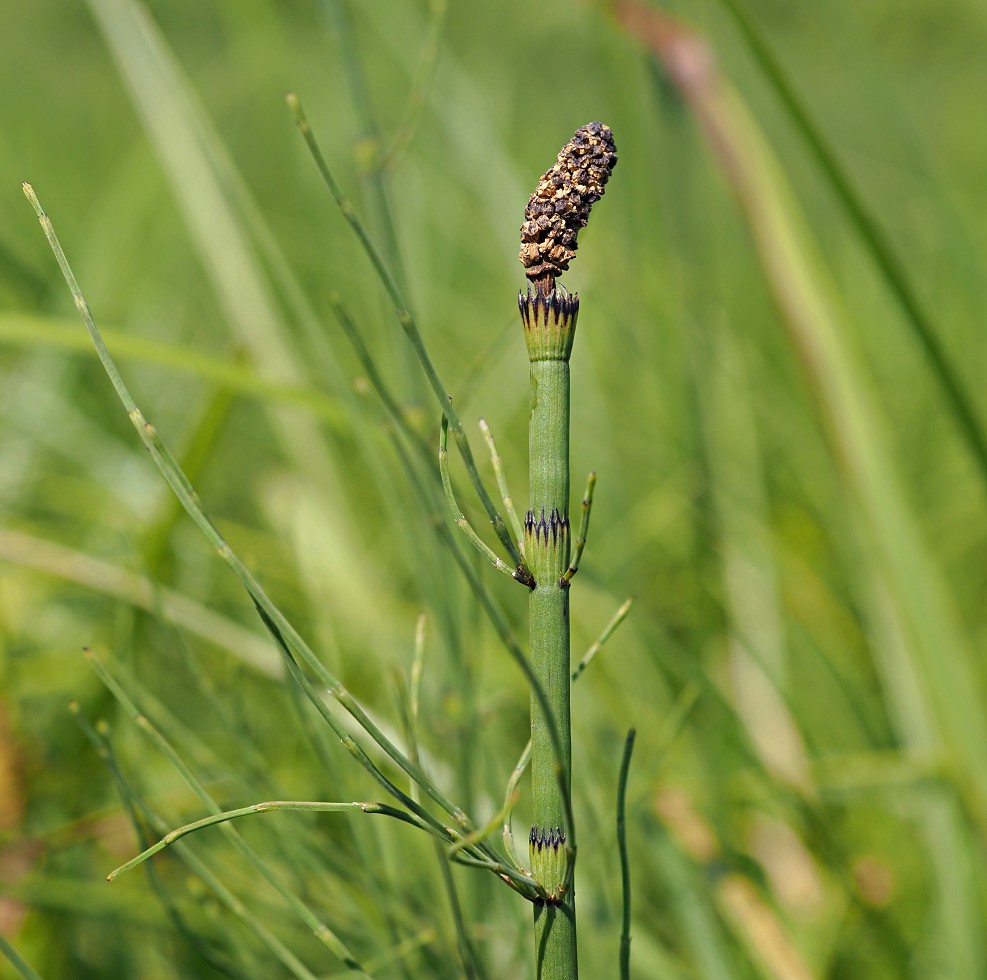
[{"left": 522, "top": 288, "right": 578, "bottom": 978}]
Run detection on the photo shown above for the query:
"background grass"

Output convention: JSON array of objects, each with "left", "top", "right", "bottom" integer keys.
[{"left": 3, "top": 0, "right": 987, "bottom": 977}]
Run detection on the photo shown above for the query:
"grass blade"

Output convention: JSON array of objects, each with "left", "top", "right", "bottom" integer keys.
[
  {"left": 614, "top": 6, "right": 987, "bottom": 973},
  {"left": 714, "top": 0, "right": 987, "bottom": 495}
]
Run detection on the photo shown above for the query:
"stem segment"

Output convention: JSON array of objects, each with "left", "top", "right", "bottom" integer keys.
[{"left": 522, "top": 287, "right": 578, "bottom": 977}]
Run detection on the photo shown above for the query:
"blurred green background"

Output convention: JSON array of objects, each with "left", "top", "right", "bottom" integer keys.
[{"left": 3, "top": 0, "right": 987, "bottom": 977}]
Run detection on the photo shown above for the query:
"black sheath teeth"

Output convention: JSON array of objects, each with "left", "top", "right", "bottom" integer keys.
[
  {"left": 518, "top": 286, "right": 579, "bottom": 329},
  {"left": 524, "top": 508, "right": 569, "bottom": 544},
  {"left": 529, "top": 825, "right": 566, "bottom": 851}
]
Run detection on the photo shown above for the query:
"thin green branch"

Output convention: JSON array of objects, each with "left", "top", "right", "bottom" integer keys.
[
  {"left": 445, "top": 791, "right": 545, "bottom": 904},
  {"left": 447, "top": 853, "right": 541, "bottom": 900},
  {"left": 286, "top": 95, "right": 533, "bottom": 586},
  {"left": 561, "top": 471, "right": 597, "bottom": 585},
  {"left": 448, "top": 797, "right": 519, "bottom": 861},
  {"left": 108, "top": 799, "right": 422, "bottom": 882},
  {"left": 84, "top": 651, "right": 372, "bottom": 972},
  {"left": 571, "top": 596, "right": 635, "bottom": 685},
  {"left": 322, "top": 0, "right": 405, "bottom": 291},
  {"left": 398, "top": 617, "right": 487, "bottom": 980},
  {"left": 617, "top": 729, "right": 637, "bottom": 980},
  {"left": 0, "top": 936, "right": 43, "bottom": 980},
  {"left": 501, "top": 741, "right": 532, "bottom": 872},
  {"left": 479, "top": 417, "right": 524, "bottom": 544},
  {"left": 70, "top": 704, "right": 323, "bottom": 980},
  {"left": 253, "top": 606, "right": 493, "bottom": 867},
  {"left": 440, "top": 414, "right": 519, "bottom": 581},
  {"left": 378, "top": 0, "right": 449, "bottom": 173},
  {"left": 23, "top": 181, "right": 497, "bottom": 851},
  {"left": 329, "top": 293, "right": 426, "bottom": 455}
]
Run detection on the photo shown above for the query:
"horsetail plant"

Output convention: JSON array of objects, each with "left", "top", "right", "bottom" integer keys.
[
  {"left": 439, "top": 122, "right": 618, "bottom": 975},
  {"left": 24, "top": 115, "right": 621, "bottom": 979},
  {"left": 518, "top": 121, "right": 618, "bottom": 978}
]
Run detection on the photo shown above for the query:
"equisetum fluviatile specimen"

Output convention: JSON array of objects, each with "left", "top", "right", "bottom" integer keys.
[
  {"left": 26, "top": 110, "right": 616, "bottom": 980},
  {"left": 518, "top": 121, "right": 617, "bottom": 977}
]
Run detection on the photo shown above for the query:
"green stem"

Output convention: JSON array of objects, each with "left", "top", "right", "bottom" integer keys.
[
  {"left": 0, "top": 935, "right": 43, "bottom": 980},
  {"left": 502, "top": 596, "right": 634, "bottom": 871},
  {"left": 287, "top": 96, "right": 533, "bottom": 585},
  {"left": 617, "top": 729, "right": 637, "bottom": 980},
  {"left": 522, "top": 288, "right": 579, "bottom": 978}
]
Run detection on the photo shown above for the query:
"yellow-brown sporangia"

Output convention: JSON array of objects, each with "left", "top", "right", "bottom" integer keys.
[{"left": 519, "top": 122, "right": 618, "bottom": 290}]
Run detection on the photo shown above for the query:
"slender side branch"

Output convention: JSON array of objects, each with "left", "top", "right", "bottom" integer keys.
[
  {"left": 0, "top": 935, "right": 43, "bottom": 980},
  {"left": 571, "top": 597, "right": 634, "bottom": 685},
  {"left": 448, "top": 797, "right": 521, "bottom": 861},
  {"left": 448, "top": 853, "right": 542, "bottom": 900},
  {"left": 562, "top": 471, "right": 597, "bottom": 584},
  {"left": 379, "top": 0, "right": 448, "bottom": 172},
  {"left": 440, "top": 414, "right": 519, "bottom": 581},
  {"left": 108, "top": 800, "right": 423, "bottom": 881},
  {"left": 21, "top": 184, "right": 503, "bottom": 863},
  {"left": 287, "top": 95, "right": 533, "bottom": 586},
  {"left": 502, "top": 739, "right": 533, "bottom": 871},
  {"left": 71, "top": 705, "right": 327, "bottom": 980},
  {"left": 480, "top": 417, "right": 525, "bottom": 543}
]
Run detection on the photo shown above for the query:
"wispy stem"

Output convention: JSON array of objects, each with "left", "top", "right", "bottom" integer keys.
[
  {"left": 440, "top": 414, "right": 520, "bottom": 580},
  {"left": 287, "top": 94, "right": 532, "bottom": 585},
  {"left": 22, "top": 182, "right": 502, "bottom": 866},
  {"left": 71, "top": 704, "right": 323, "bottom": 980},
  {"left": 108, "top": 800, "right": 422, "bottom": 881},
  {"left": 617, "top": 729, "right": 637, "bottom": 980},
  {"left": 562, "top": 472, "right": 597, "bottom": 584},
  {"left": 480, "top": 417, "right": 525, "bottom": 544}
]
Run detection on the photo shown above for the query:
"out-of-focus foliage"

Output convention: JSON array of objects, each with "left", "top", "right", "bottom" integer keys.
[{"left": 2, "top": 0, "right": 987, "bottom": 976}]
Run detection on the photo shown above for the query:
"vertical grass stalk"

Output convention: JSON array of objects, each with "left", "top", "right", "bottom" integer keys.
[{"left": 518, "top": 122, "right": 617, "bottom": 979}]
